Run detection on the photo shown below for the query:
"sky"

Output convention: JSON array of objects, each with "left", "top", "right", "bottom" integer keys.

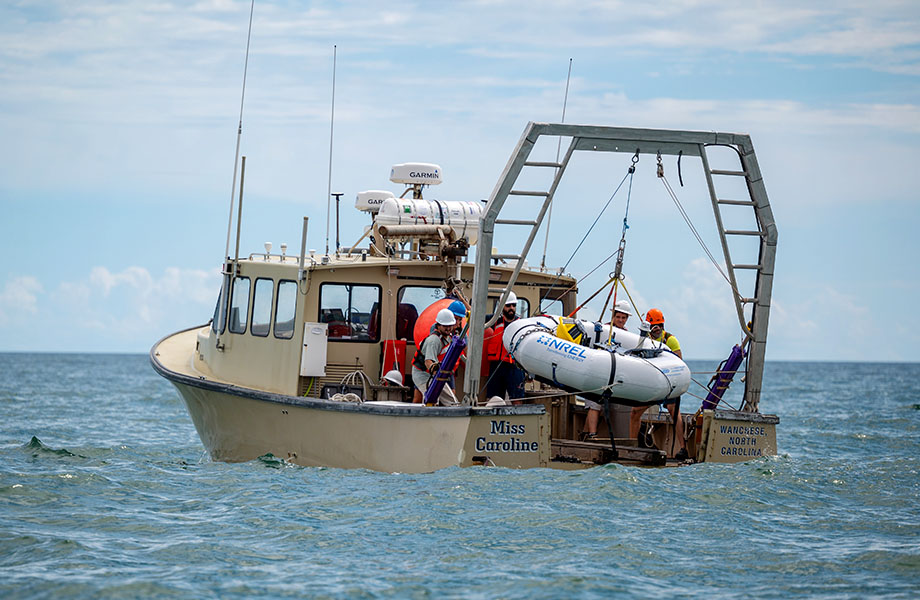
[{"left": 0, "top": 0, "right": 918, "bottom": 361}]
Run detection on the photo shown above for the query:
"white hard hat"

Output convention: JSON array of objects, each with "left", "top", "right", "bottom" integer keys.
[
  {"left": 613, "top": 300, "right": 633, "bottom": 316},
  {"left": 436, "top": 308, "right": 457, "bottom": 326},
  {"left": 505, "top": 291, "right": 518, "bottom": 306},
  {"left": 383, "top": 369, "right": 403, "bottom": 386}
]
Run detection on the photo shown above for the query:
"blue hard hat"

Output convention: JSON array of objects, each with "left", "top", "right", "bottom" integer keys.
[{"left": 448, "top": 300, "right": 467, "bottom": 318}]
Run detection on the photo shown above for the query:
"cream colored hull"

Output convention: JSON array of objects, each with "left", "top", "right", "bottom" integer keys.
[
  {"left": 165, "top": 377, "right": 548, "bottom": 473},
  {"left": 152, "top": 327, "right": 549, "bottom": 473}
]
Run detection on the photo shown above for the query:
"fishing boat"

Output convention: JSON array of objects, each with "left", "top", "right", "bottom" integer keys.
[{"left": 151, "top": 122, "right": 780, "bottom": 472}]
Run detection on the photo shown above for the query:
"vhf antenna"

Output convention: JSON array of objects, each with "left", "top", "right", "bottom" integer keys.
[
  {"left": 217, "top": 0, "right": 255, "bottom": 333},
  {"left": 325, "top": 45, "right": 338, "bottom": 257}
]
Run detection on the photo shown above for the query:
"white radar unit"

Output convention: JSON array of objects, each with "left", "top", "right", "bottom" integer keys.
[
  {"left": 389, "top": 163, "right": 442, "bottom": 186},
  {"left": 355, "top": 190, "right": 395, "bottom": 214}
]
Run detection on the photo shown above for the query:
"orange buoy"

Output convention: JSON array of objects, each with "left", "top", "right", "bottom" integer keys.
[{"left": 413, "top": 299, "right": 466, "bottom": 346}]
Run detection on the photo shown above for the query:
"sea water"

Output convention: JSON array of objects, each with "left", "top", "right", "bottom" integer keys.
[{"left": 1, "top": 354, "right": 918, "bottom": 599}]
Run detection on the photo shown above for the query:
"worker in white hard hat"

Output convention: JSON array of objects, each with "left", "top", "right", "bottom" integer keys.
[
  {"left": 484, "top": 291, "right": 526, "bottom": 403},
  {"left": 410, "top": 308, "right": 459, "bottom": 405},
  {"left": 581, "top": 299, "right": 634, "bottom": 441},
  {"left": 611, "top": 299, "right": 633, "bottom": 330},
  {"left": 381, "top": 370, "right": 403, "bottom": 387}
]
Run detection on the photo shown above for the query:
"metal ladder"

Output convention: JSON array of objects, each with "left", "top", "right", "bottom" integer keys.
[
  {"left": 480, "top": 145, "right": 577, "bottom": 317},
  {"left": 700, "top": 143, "right": 777, "bottom": 412}
]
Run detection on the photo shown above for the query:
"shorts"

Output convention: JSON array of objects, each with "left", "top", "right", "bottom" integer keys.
[{"left": 583, "top": 398, "right": 601, "bottom": 411}]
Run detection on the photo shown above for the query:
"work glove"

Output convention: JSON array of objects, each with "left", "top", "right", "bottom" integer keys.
[{"left": 428, "top": 362, "right": 440, "bottom": 376}]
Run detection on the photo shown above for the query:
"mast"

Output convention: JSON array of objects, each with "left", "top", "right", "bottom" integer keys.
[{"left": 217, "top": 0, "right": 256, "bottom": 335}]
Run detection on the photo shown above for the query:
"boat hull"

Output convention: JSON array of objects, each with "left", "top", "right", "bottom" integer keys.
[{"left": 153, "top": 344, "right": 549, "bottom": 473}]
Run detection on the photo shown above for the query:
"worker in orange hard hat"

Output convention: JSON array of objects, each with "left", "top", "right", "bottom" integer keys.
[{"left": 630, "top": 308, "right": 689, "bottom": 461}]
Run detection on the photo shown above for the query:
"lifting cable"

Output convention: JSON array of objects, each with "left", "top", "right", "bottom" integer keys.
[
  {"left": 538, "top": 151, "right": 639, "bottom": 312},
  {"left": 563, "top": 150, "right": 641, "bottom": 322},
  {"left": 656, "top": 152, "right": 743, "bottom": 302},
  {"left": 539, "top": 247, "right": 621, "bottom": 314}
]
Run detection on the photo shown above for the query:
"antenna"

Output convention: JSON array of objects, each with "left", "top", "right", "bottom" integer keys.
[
  {"left": 223, "top": 0, "right": 256, "bottom": 266},
  {"left": 217, "top": 0, "right": 255, "bottom": 334},
  {"left": 540, "top": 58, "right": 573, "bottom": 272},
  {"left": 325, "top": 45, "right": 338, "bottom": 257},
  {"left": 333, "top": 192, "right": 344, "bottom": 256}
]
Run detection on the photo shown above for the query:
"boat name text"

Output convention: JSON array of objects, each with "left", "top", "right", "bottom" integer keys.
[{"left": 475, "top": 420, "right": 538, "bottom": 453}]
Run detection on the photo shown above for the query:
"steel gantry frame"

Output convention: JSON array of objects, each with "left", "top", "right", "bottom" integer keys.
[{"left": 464, "top": 122, "right": 777, "bottom": 413}]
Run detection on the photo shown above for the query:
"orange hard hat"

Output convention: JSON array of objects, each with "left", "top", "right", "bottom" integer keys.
[{"left": 645, "top": 308, "right": 665, "bottom": 325}]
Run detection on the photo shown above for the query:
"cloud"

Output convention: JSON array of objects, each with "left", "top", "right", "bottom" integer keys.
[
  {"left": 0, "top": 265, "right": 224, "bottom": 351},
  {"left": 79, "top": 265, "right": 220, "bottom": 330},
  {"left": 90, "top": 265, "right": 153, "bottom": 298},
  {"left": 0, "top": 276, "right": 44, "bottom": 324}
]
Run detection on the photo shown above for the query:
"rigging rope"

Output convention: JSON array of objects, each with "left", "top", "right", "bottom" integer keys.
[
  {"left": 657, "top": 155, "right": 744, "bottom": 302},
  {"left": 537, "top": 247, "right": 619, "bottom": 314},
  {"left": 539, "top": 155, "right": 637, "bottom": 312}
]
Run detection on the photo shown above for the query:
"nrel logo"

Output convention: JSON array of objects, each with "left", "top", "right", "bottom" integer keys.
[{"left": 536, "top": 335, "right": 588, "bottom": 361}]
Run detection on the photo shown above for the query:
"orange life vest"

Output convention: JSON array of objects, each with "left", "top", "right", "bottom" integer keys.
[{"left": 485, "top": 317, "right": 517, "bottom": 363}]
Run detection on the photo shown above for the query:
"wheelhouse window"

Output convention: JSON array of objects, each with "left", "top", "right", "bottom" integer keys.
[
  {"left": 211, "top": 274, "right": 231, "bottom": 334},
  {"left": 537, "top": 289, "right": 571, "bottom": 317},
  {"left": 227, "top": 277, "right": 251, "bottom": 334},
  {"left": 319, "top": 283, "right": 381, "bottom": 342},
  {"left": 274, "top": 280, "right": 297, "bottom": 339},
  {"left": 537, "top": 298, "right": 562, "bottom": 316},
  {"left": 211, "top": 291, "right": 223, "bottom": 334},
  {"left": 396, "top": 286, "right": 444, "bottom": 342},
  {"left": 251, "top": 278, "right": 274, "bottom": 337}
]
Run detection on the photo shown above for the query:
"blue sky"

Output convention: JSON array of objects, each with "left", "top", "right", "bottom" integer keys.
[{"left": 1, "top": 0, "right": 918, "bottom": 361}]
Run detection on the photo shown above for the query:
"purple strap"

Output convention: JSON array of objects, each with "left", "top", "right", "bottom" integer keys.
[
  {"left": 701, "top": 343, "right": 745, "bottom": 410},
  {"left": 423, "top": 335, "right": 468, "bottom": 405}
]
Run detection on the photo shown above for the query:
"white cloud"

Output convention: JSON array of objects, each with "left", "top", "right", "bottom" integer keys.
[
  {"left": 81, "top": 265, "right": 220, "bottom": 330},
  {"left": 90, "top": 265, "right": 153, "bottom": 298},
  {"left": 764, "top": 284, "right": 885, "bottom": 361},
  {"left": 0, "top": 265, "right": 225, "bottom": 350},
  {"left": 0, "top": 276, "right": 44, "bottom": 324}
]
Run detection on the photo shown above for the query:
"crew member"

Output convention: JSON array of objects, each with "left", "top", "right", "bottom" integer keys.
[
  {"left": 630, "top": 308, "right": 689, "bottom": 460},
  {"left": 411, "top": 308, "right": 459, "bottom": 405},
  {"left": 484, "top": 292, "right": 525, "bottom": 403},
  {"left": 581, "top": 299, "right": 633, "bottom": 441}
]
